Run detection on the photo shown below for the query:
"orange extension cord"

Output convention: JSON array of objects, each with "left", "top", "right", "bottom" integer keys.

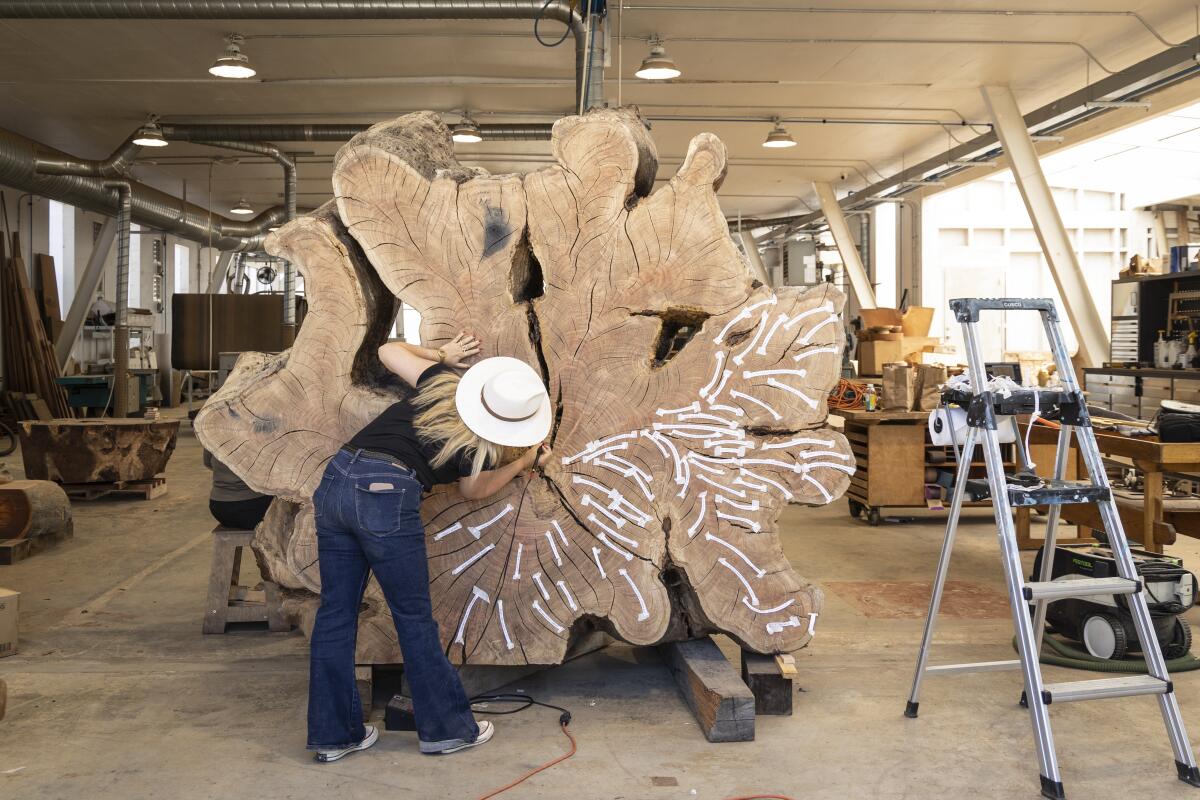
[
  {"left": 473, "top": 720, "right": 796, "bottom": 800},
  {"left": 827, "top": 378, "right": 867, "bottom": 411}
]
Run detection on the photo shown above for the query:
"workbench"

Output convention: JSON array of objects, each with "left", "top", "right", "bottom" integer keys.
[
  {"left": 832, "top": 407, "right": 1013, "bottom": 524},
  {"left": 1020, "top": 424, "right": 1200, "bottom": 553}
]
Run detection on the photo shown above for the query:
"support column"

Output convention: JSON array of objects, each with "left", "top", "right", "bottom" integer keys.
[
  {"left": 55, "top": 217, "right": 116, "bottom": 368},
  {"left": 737, "top": 231, "right": 772, "bottom": 288},
  {"left": 207, "top": 250, "right": 233, "bottom": 294},
  {"left": 104, "top": 182, "right": 132, "bottom": 418},
  {"left": 813, "top": 181, "right": 876, "bottom": 309},
  {"left": 981, "top": 85, "right": 1109, "bottom": 367}
]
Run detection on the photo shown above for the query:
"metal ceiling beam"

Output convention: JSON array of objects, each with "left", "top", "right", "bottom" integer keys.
[
  {"left": 982, "top": 85, "right": 1108, "bottom": 368},
  {"left": 753, "top": 34, "right": 1200, "bottom": 232}
]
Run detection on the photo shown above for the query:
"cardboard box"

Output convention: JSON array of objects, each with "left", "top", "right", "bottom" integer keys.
[
  {"left": 0, "top": 587, "right": 17, "bottom": 658},
  {"left": 857, "top": 339, "right": 904, "bottom": 375}
]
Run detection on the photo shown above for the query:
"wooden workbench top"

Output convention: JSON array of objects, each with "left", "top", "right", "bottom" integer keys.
[{"left": 830, "top": 408, "right": 931, "bottom": 424}]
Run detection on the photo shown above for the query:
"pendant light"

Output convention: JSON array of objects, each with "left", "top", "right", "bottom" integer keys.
[
  {"left": 133, "top": 117, "right": 168, "bottom": 148},
  {"left": 229, "top": 198, "right": 254, "bottom": 216},
  {"left": 635, "top": 37, "right": 681, "bottom": 80},
  {"left": 209, "top": 34, "right": 256, "bottom": 79},
  {"left": 762, "top": 119, "right": 797, "bottom": 149},
  {"left": 452, "top": 113, "right": 483, "bottom": 144}
]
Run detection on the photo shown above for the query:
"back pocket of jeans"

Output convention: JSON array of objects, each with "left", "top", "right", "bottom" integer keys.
[{"left": 353, "top": 482, "right": 406, "bottom": 535}]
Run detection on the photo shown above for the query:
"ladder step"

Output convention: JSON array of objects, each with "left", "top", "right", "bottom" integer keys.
[
  {"left": 1041, "top": 675, "right": 1171, "bottom": 705},
  {"left": 964, "top": 478, "right": 1110, "bottom": 507},
  {"left": 1022, "top": 577, "right": 1141, "bottom": 602}
]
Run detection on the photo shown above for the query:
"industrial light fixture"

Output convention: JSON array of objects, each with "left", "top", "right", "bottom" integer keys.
[
  {"left": 1083, "top": 100, "right": 1152, "bottom": 110},
  {"left": 229, "top": 198, "right": 254, "bottom": 216},
  {"left": 451, "top": 113, "right": 483, "bottom": 144},
  {"left": 209, "top": 34, "right": 256, "bottom": 79},
  {"left": 132, "top": 117, "right": 168, "bottom": 148},
  {"left": 635, "top": 37, "right": 681, "bottom": 80},
  {"left": 762, "top": 119, "right": 797, "bottom": 149}
]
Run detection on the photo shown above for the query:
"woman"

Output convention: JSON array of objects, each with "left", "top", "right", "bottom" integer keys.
[{"left": 307, "top": 332, "right": 552, "bottom": 763}]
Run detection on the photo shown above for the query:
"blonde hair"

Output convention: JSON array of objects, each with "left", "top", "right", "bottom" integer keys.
[{"left": 412, "top": 370, "right": 503, "bottom": 477}]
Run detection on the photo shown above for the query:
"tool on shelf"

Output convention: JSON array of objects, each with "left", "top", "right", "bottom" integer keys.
[{"left": 904, "top": 297, "right": 1200, "bottom": 800}]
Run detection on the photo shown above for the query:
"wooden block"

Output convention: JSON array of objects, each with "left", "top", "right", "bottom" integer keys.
[
  {"left": 775, "top": 653, "right": 798, "bottom": 677},
  {"left": 659, "top": 637, "right": 755, "bottom": 742},
  {"left": 0, "top": 538, "right": 31, "bottom": 565},
  {"left": 742, "top": 650, "right": 794, "bottom": 716}
]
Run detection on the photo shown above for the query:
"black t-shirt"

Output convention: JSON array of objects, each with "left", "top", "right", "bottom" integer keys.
[{"left": 346, "top": 364, "right": 478, "bottom": 490}]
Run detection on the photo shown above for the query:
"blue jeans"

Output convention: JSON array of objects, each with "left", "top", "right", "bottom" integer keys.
[{"left": 306, "top": 447, "right": 479, "bottom": 752}]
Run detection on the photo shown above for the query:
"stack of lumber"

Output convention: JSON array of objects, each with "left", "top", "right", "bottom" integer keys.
[
  {"left": 1, "top": 235, "right": 71, "bottom": 419},
  {"left": 33, "top": 254, "right": 63, "bottom": 343}
]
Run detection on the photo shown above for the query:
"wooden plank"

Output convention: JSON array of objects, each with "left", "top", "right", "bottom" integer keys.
[
  {"left": 0, "top": 538, "right": 31, "bottom": 565},
  {"left": 741, "top": 650, "right": 793, "bottom": 715},
  {"left": 659, "top": 637, "right": 755, "bottom": 742},
  {"left": 866, "top": 423, "right": 926, "bottom": 506}
]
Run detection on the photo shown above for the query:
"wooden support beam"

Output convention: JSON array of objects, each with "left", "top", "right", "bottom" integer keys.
[
  {"left": 742, "top": 650, "right": 794, "bottom": 716},
  {"left": 660, "top": 637, "right": 755, "bottom": 742},
  {"left": 981, "top": 85, "right": 1109, "bottom": 368},
  {"left": 56, "top": 217, "right": 115, "bottom": 368}
]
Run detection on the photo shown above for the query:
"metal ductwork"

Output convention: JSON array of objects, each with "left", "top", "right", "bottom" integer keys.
[
  {"left": 37, "top": 136, "right": 142, "bottom": 178},
  {"left": 104, "top": 180, "right": 132, "bottom": 417},
  {"left": 0, "top": 126, "right": 282, "bottom": 250},
  {"left": 161, "top": 123, "right": 554, "bottom": 142},
  {"left": 0, "top": 0, "right": 594, "bottom": 108}
]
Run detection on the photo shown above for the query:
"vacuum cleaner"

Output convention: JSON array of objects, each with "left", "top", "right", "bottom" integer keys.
[{"left": 1030, "top": 542, "right": 1197, "bottom": 660}]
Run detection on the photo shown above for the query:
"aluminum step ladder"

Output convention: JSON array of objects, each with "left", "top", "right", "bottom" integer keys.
[{"left": 904, "top": 297, "right": 1200, "bottom": 800}]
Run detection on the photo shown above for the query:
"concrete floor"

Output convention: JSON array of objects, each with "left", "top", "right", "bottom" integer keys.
[{"left": 4, "top": 422, "right": 1200, "bottom": 800}]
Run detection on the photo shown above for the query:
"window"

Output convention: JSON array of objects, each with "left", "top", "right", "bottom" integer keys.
[
  {"left": 174, "top": 243, "right": 190, "bottom": 293},
  {"left": 128, "top": 224, "right": 141, "bottom": 308},
  {"left": 47, "top": 200, "right": 74, "bottom": 311}
]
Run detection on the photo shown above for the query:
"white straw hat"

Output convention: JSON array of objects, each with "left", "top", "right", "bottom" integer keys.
[{"left": 455, "top": 356, "right": 552, "bottom": 447}]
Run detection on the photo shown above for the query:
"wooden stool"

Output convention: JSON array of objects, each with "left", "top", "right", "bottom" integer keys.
[{"left": 203, "top": 526, "right": 288, "bottom": 634}]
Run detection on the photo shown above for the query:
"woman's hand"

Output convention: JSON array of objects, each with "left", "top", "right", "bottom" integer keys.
[
  {"left": 524, "top": 443, "right": 552, "bottom": 471},
  {"left": 440, "top": 331, "right": 481, "bottom": 368}
]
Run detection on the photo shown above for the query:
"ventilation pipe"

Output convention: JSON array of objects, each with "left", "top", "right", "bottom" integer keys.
[
  {"left": 37, "top": 136, "right": 142, "bottom": 178},
  {"left": 104, "top": 181, "right": 132, "bottom": 418},
  {"left": 0, "top": 0, "right": 595, "bottom": 108},
  {"left": 161, "top": 123, "right": 553, "bottom": 142}
]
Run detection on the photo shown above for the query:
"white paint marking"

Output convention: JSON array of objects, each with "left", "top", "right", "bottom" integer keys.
[
  {"left": 697, "top": 473, "right": 746, "bottom": 498},
  {"left": 618, "top": 568, "right": 651, "bottom": 621},
  {"left": 717, "top": 557, "right": 759, "bottom": 605},
  {"left": 744, "top": 368, "right": 808, "bottom": 380},
  {"left": 679, "top": 412, "right": 737, "bottom": 428},
  {"left": 803, "top": 474, "right": 834, "bottom": 502},
  {"left": 743, "top": 597, "right": 796, "bottom": 614},
  {"left": 532, "top": 571, "right": 551, "bottom": 601},
  {"left": 799, "top": 314, "right": 838, "bottom": 344},
  {"left": 453, "top": 585, "right": 491, "bottom": 645},
  {"left": 767, "top": 377, "right": 818, "bottom": 409},
  {"left": 705, "top": 532, "right": 766, "bottom": 577},
  {"left": 730, "top": 390, "right": 782, "bottom": 420},
  {"left": 734, "top": 474, "right": 768, "bottom": 492},
  {"left": 583, "top": 494, "right": 625, "bottom": 528},
  {"left": 599, "top": 533, "right": 635, "bottom": 561},
  {"left": 512, "top": 542, "right": 524, "bottom": 580},
  {"left": 610, "top": 496, "right": 650, "bottom": 527},
  {"left": 807, "top": 612, "right": 818, "bottom": 635},
  {"left": 740, "top": 467, "right": 794, "bottom": 500},
  {"left": 497, "top": 599, "right": 515, "bottom": 650},
  {"left": 657, "top": 401, "right": 701, "bottom": 416},
  {"left": 756, "top": 311, "right": 790, "bottom": 355},
  {"left": 591, "top": 546, "right": 608, "bottom": 579},
  {"left": 632, "top": 471, "right": 655, "bottom": 502},
  {"left": 451, "top": 543, "right": 496, "bottom": 576},
  {"left": 433, "top": 521, "right": 463, "bottom": 541},
  {"left": 688, "top": 457, "right": 726, "bottom": 476},
  {"left": 687, "top": 491, "right": 708, "bottom": 538},
  {"left": 707, "top": 369, "right": 734, "bottom": 402},
  {"left": 716, "top": 494, "right": 760, "bottom": 512},
  {"left": 709, "top": 403, "right": 745, "bottom": 417},
  {"left": 717, "top": 509, "right": 762, "bottom": 533},
  {"left": 797, "top": 449, "right": 851, "bottom": 461},
  {"left": 712, "top": 309, "right": 750, "bottom": 345},
  {"left": 733, "top": 310, "right": 770, "bottom": 365},
  {"left": 552, "top": 519, "right": 569, "bottom": 547},
  {"left": 573, "top": 474, "right": 613, "bottom": 495},
  {"left": 766, "top": 615, "right": 802, "bottom": 635},
  {"left": 642, "top": 429, "right": 672, "bottom": 457},
  {"left": 532, "top": 600, "right": 565, "bottom": 634},
  {"left": 704, "top": 438, "right": 752, "bottom": 451},
  {"left": 782, "top": 301, "right": 834, "bottom": 331},
  {"left": 556, "top": 580, "right": 579, "bottom": 611},
  {"left": 763, "top": 437, "right": 834, "bottom": 450},
  {"left": 589, "top": 514, "right": 639, "bottom": 548},
  {"left": 605, "top": 454, "right": 652, "bottom": 481},
  {"left": 699, "top": 352, "right": 727, "bottom": 396},
  {"left": 468, "top": 503, "right": 514, "bottom": 539},
  {"left": 545, "top": 531, "right": 563, "bottom": 566},
  {"left": 792, "top": 344, "right": 839, "bottom": 363}
]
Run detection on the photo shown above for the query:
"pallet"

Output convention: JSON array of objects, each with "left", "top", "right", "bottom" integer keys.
[
  {"left": 61, "top": 475, "right": 167, "bottom": 501},
  {"left": 0, "top": 522, "right": 74, "bottom": 564}
]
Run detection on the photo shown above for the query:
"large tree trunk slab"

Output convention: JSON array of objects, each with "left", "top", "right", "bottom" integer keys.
[
  {"left": 19, "top": 419, "right": 179, "bottom": 484},
  {"left": 196, "top": 108, "right": 851, "bottom": 666}
]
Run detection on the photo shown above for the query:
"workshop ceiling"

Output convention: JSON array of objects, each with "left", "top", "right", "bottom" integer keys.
[{"left": 0, "top": 1, "right": 1198, "bottom": 224}]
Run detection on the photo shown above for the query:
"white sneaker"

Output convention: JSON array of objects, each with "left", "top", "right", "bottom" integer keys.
[
  {"left": 426, "top": 720, "right": 495, "bottom": 755},
  {"left": 314, "top": 725, "right": 379, "bottom": 763}
]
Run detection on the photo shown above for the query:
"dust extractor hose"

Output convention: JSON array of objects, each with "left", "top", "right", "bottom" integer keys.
[{"left": 1016, "top": 635, "right": 1200, "bottom": 673}]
